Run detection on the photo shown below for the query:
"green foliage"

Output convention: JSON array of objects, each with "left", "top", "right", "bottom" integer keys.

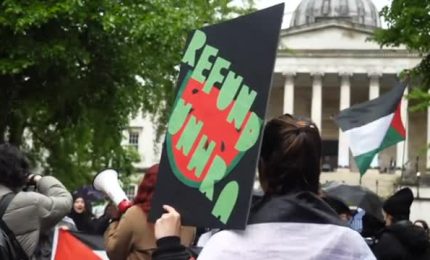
[
  {"left": 0, "top": 0, "right": 254, "bottom": 190},
  {"left": 373, "top": 0, "right": 430, "bottom": 110}
]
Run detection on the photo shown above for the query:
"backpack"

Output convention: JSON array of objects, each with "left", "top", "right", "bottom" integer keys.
[{"left": 0, "top": 192, "right": 29, "bottom": 260}]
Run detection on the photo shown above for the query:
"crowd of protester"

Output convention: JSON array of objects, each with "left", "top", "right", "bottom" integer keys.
[{"left": 1, "top": 113, "right": 430, "bottom": 259}]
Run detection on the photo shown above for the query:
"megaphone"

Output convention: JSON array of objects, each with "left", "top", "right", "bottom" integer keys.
[{"left": 93, "top": 169, "right": 132, "bottom": 214}]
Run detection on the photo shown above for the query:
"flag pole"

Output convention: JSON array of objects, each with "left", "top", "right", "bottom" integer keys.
[
  {"left": 401, "top": 133, "right": 407, "bottom": 181},
  {"left": 400, "top": 79, "right": 409, "bottom": 181}
]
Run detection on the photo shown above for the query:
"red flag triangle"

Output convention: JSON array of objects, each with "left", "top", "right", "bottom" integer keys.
[
  {"left": 54, "top": 229, "right": 102, "bottom": 260},
  {"left": 390, "top": 103, "right": 406, "bottom": 138}
]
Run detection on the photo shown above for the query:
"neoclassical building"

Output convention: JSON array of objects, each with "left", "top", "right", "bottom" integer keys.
[
  {"left": 267, "top": 0, "right": 426, "bottom": 173},
  {"left": 128, "top": 0, "right": 427, "bottom": 177}
]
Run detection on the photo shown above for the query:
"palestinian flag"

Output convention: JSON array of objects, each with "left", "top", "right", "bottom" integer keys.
[
  {"left": 335, "top": 82, "right": 406, "bottom": 176},
  {"left": 51, "top": 228, "right": 108, "bottom": 260}
]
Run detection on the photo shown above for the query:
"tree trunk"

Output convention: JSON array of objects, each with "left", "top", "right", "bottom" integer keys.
[
  {"left": 0, "top": 75, "right": 19, "bottom": 144},
  {"left": 0, "top": 80, "right": 14, "bottom": 144},
  {"left": 8, "top": 111, "right": 25, "bottom": 146}
]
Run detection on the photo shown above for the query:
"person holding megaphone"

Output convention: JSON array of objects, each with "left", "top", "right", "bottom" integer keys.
[{"left": 94, "top": 164, "right": 195, "bottom": 260}]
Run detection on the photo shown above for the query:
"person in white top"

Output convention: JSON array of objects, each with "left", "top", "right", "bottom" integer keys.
[{"left": 153, "top": 114, "right": 376, "bottom": 260}]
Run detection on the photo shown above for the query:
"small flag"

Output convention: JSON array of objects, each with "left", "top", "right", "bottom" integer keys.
[
  {"left": 51, "top": 228, "right": 108, "bottom": 260},
  {"left": 335, "top": 82, "right": 406, "bottom": 176}
]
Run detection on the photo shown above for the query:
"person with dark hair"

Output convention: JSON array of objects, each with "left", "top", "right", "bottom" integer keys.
[
  {"left": 361, "top": 213, "right": 385, "bottom": 242},
  {"left": 0, "top": 144, "right": 72, "bottom": 258},
  {"left": 68, "top": 194, "right": 110, "bottom": 235},
  {"left": 322, "top": 194, "right": 386, "bottom": 243},
  {"left": 104, "top": 164, "right": 195, "bottom": 260},
  {"left": 151, "top": 114, "right": 375, "bottom": 260},
  {"left": 322, "top": 195, "right": 352, "bottom": 222},
  {"left": 372, "top": 188, "right": 430, "bottom": 259}
]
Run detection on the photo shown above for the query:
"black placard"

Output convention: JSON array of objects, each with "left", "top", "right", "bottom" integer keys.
[{"left": 149, "top": 4, "right": 284, "bottom": 229}]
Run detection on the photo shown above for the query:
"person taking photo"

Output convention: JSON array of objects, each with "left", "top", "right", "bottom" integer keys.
[{"left": 0, "top": 144, "right": 72, "bottom": 259}]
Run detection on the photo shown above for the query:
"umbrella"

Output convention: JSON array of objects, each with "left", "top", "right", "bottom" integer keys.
[
  {"left": 73, "top": 185, "right": 105, "bottom": 202},
  {"left": 322, "top": 183, "right": 384, "bottom": 221}
]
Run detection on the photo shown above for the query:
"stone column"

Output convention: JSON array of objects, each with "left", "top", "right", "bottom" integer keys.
[
  {"left": 338, "top": 73, "right": 351, "bottom": 167},
  {"left": 369, "top": 73, "right": 381, "bottom": 168},
  {"left": 369, "top": 73, "right": 380, "bottom": 99},
  {"left": 283, "top": 72, "right": 295, "bottom": 115},
  {"left": 311, "top": 73, "right": 323, "bottom": 130},
  {"left": 396, "top": 86, "right": 408, "bottom": 169}
]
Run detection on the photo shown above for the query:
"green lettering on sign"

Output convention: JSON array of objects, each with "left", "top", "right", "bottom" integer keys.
[
  {"left": 168, "top": 98, "right": 192, "bottom": 135},
  {"left": 203, "top": 56, "right": 230, "bottom": 94},
  {"left": 199, "top": 155, "right": 226, "bottom": 200},
  {"left": 182, "top": 30, "right": 206, "bottom": 67},
  {"left": 187, "top": 135, "right": 215, "bottom": 178},
  {"left": 235, "top": 112, "right": 261, "bottom": 152},
  {"left": 227, "top": 84, "right": 257, "bottom": 129},
  {"left": 176, "top": 115, "right": 202, "bottom": 156},
  {"left": 212, "top": 181, "right": 239, "bottom": 224},
  {"left": 217, "top": 71, "right": 242, "bottom": 110},
  {"left": 192, "top": 45, "right": 218, "bottom": 83}
]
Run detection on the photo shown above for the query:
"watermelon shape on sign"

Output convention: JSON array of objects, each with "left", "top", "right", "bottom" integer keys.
[{"left": 165, "top": 71, "right": 262, "bottom": 223}]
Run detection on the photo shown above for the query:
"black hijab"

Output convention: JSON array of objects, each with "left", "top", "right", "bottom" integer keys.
[{"left": 69, "top": 194, "right": 95, "bottom": 233}]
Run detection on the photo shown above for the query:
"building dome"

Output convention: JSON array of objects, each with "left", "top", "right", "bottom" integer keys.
[{"left": 290, "top": 0, "right": 380, "bottom": 28}]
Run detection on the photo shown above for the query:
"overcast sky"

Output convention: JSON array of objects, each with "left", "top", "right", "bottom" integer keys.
[{"left": 249, "top": 0, "right": 392, "bottom": 28}]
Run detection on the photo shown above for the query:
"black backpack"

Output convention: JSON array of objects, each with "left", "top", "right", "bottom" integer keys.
[{"left": 0, "top": 192, "right": 29, "bottom": 260}]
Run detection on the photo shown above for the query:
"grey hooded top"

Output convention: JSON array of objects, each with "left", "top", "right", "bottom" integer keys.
[{"left": 0, "top": 176, "right": 72, "bottom": 258}]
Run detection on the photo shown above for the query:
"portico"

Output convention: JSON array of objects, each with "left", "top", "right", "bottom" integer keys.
[{"left": 267, "top": 5, "right": 424, "bottom": 172}]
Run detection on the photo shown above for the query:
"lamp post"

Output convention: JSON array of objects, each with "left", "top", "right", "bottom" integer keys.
[{"left": 416, "top": 172, "right": 421, "bottom": 199}]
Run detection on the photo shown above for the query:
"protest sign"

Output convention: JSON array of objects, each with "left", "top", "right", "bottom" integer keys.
[{"left": 149, "top": 4, "right": 284, "bottom": 229}]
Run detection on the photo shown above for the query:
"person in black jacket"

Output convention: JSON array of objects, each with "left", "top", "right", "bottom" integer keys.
[
  {"left": 68, "top": 193, "right": 110, "bottom": 235},
  {"left": 372, "top": 188, "right": 430, "bottom": 260}
]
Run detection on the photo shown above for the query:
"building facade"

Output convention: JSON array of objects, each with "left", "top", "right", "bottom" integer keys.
[
  {"left": 269, "top": 0, "right": 426, "bottom": 173},
  {"left": 123, "top": 112, "right": 162, "bottom": 171},
  {"left": 129, "top": 0, "right": 428, "bottom": 177}
]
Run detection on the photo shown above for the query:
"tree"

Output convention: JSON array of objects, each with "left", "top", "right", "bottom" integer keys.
[
  {"left": 373, "top": 0, "right": 430, "bottom": 110},
  {"left": 0, "top": 0, "right": 254, "bottom": 190}
]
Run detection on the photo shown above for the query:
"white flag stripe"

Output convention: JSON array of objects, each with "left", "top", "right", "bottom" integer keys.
[
  {"left": 344, "top": 113, "right": 393, "bottom": 156},
  {"left": 50, "top": 227, "right": 60, "bottom": 260},
  {"left": 94, "top": 251, "right": 109, "bottom": 259}
]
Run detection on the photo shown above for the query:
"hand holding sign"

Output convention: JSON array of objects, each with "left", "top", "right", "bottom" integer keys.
[{"left": 155, "top": 205, "right": 182, "bottom": 240}]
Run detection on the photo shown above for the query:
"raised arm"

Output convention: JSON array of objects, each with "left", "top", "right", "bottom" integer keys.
[{"left": 34, "top": 176, "right": 73, "bottom": 230}]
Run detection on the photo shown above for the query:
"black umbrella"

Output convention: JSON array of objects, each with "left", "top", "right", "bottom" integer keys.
[
  {"left": 322, "top": 183, "right": 384, "bottom": 221},
  {"left": 73, "top": 185, "right": 105, "bottom": 202}
]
